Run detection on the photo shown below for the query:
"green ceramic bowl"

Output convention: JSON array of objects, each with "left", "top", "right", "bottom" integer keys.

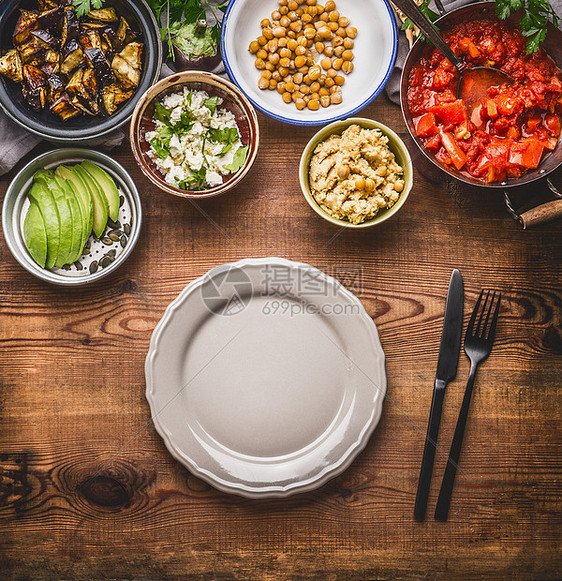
[{"left": 299, "top": 117, "right": 413, "bottom": 228}]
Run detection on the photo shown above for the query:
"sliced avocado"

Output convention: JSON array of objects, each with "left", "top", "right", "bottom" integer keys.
[
  {"left": 81, "top": 160, "right": 120, "bottom": 222},
  {"left": 27, "top": 180, "right": 60, "bottom": 269},
  {"left": 74, "top": 164, "right": 108, "bottom": 238},
  {"left": 55, "top": 164, "right": 93, "bottom": 246},
  {"left": 55, "top": 176, "right": 83, "bottom": 264},
  {"left": 23, "top": 201, "right": 48, "bottom": 268},
  {"left": 34, "top": 169, "right": 73, "bottom": 267}
]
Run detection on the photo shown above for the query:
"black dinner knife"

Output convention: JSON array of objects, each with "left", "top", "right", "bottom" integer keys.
[{"left": 414, "top": 269, "right": 464, "bottom": 521}]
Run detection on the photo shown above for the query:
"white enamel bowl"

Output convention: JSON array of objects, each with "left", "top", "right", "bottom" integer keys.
[{"left": 221, "top": 0, "right": 398, "bottom": 125}]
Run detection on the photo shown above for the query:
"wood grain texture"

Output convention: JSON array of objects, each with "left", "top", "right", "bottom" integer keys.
[{"left": 0, "top": 93, "right": 561, "bottom": 580}]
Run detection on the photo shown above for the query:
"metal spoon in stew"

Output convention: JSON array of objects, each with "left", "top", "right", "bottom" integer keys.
[{"left": 393, "top": 0, "right": 514, "bottom": 125}]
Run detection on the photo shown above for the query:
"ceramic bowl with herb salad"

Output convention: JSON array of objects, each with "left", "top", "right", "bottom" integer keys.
[{"left": 130, "top": 71, "right": 259, "bottom": 198}]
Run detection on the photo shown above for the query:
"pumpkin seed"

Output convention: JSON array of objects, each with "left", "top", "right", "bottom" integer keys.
[
  {"left": 100, "top": 255, "right": 115, "bottom": 268},
  {"left": 109, "top": 233, "right": 120, "bottom": 242},
  {"left": 75, "top": 262, "right": 84, "bottom": 271},
  {"left": 62, "top": 263, "right": 71, "bottom": 270},
  {"left": 120, "top": 235, "right": 128, "bottom": 248},
  {"left": 119, "top": 195, "right": 124, "bottom": 207},
  {"left": 89, "top": 261, "right": 98, "bottom": 274},
  {"left": 102, "top": 237, "right": 113, "bottom": 245},
  {"left": 106, "top": 249, "right": 117, "bottom": 259},
  {"left": 107, "top": 218, "right": 120, "bottom": 229},
  {"left": 82, "top": 246, "right": 90, "bottom": 255},
  {"left": 124, "top": 223, "right": 131, "bottom": 236},
  {"left": 108, "top": 229, "right": 123, "bottom": 237}
]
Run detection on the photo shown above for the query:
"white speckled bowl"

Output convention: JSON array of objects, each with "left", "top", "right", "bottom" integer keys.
[{"left": 221, "top": 0, "right": 398, "bottom": 125}]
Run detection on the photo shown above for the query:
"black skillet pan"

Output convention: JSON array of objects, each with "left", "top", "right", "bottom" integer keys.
[{"left": 400, "top": 1, "right": 562, "bottom": 227}]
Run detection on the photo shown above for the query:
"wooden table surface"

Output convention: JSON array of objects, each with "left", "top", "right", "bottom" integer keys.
[{"left": 0, "top": 94, "right": 560, "bottom": 580}]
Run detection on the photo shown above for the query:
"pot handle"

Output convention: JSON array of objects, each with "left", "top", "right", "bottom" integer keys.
[{"left": 504, "top": 179, "right": 562, "bottom": 229}]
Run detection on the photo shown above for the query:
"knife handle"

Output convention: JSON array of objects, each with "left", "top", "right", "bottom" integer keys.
[{"left": 414, "top": 381, "right": 446, "bottom": 521}]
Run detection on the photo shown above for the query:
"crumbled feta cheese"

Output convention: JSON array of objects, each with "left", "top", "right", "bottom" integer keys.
[{"left": 144, "top": 89, "right": 249, "bottom": 191}]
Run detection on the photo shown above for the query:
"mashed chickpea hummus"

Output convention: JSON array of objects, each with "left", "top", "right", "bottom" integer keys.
[{"left": 309, "top": 124, "right": 405, "bottom": 225}]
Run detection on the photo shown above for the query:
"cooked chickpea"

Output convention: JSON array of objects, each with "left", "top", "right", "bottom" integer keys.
[
  {"left": 300, "top": 84, "right": 310, "bottom": 95},
  {"left": 287, "top": 38, "right": 298, "bottom": 51},
  {"left": 336, "top": 27, "right": 346, "bottom": 36},
  {"left": 346, "top": 26, "right": 357, "bottom": 38},
  {"left": 343, "top": 38, "right": 354, "bottom": 49},
  {"left": 375, "top": 165, "right": 387, "bottom": 177},
  {"left": 318, "top": 26, "right": 332, "bottom": 40},
  {"left": 355, "top": 177, "right": 365, "bottom": 190},
  {"left": 295, "top": 98, "right": 306, "bottom": 110},
  {"left": 282, "top": 91, "right": 292, "bottom": 103},
  {"left": 325, "top": 0, "right": 336, "bottom": 10},
  {"left": 302, "top": 12, "right": 313, "bottom": 22},
  {"left": 308, "top": 65, "right": 322, "bottom": 80},
  {"left": 338, "top": 16, "right": 349, "bottom": 27},
  {"left": 257, "top": 48, "right": 268, "bottom": 60},
  {"left": 315, "top": 41, "right": 325, "bottom": 53},
  {"left": 255, "top": 58, "right": 266, "bottom": 69},
  {"left": 258, "top": 35, "right": 267, "bottom": 46},
  {"left": 294, "top": 55, "right": 306, "bottom": 68},
  {"left": 365, "top": 178, "right": 375, "bottom": 192},
  {"left": 321, "top": 57, "right": 331, "bottom": 70},
  {"left": 272, "top": 10, "right": 281, "bottom": 20},
  {"left": 285, "top": 80, "right": 295, "bottom": 92},
  {"left": 320, "top": 95, "right": 331, "bottom": 107},
  {"left": 333, "top": 45, "right": 345, "bottom": 57},
  {"left": 325, "top": 77, "right": 335, "bottom": 88},
  {"left": 249, "top": 40, "right": 260, "bottom": 53},
  {"left": 327, "top": 68, "right": 337, "bottom": 78},
  {"left": 288, "top": 0, "right": 298, "bottom": 10},
  {"left": 278, "top": 66, "right": 289, "bottom": 77},
  {"left": 394, "top": 180, "right": 404, "bottom": 193},
  {"left": 328, "top": 22, "right": 339, "bottom": 32},
  {"left": 337, "top": 164, "right": 350, "bottom": 179},
  {"left": 332, "top": 35, "right": 343, "bottom": 47},
  {"left": 279, "top": 6, "right": 289, "bottom": 14},
  {"left": 334, "top": 74, "right": 345, "bottom": 86},
  {"left": 341, "top": 60, "right": 353, "bottom": 74},
  {"left": 258, "top": 77, "right": 269, "bottom": 89},
  {"left": 310, "top": 81, "right": 321, "bottom": 93},
  {"left": 263, "top": 28, "right": 273, "bottom": 40},
  {"left": 265, "top": 62, "right": 274, "bottom": 71},
  {"left": 330, "top": 92, "right": 342, "bottom": 104},
  {"left": 307, "top": 0, "right": 317, "bottom": 4},
  {"left": 333, "top": 57, "right": 343, "bottom": 70},
  {"left": 324, "top": 46, "right": 334, "bottom": 57},
  {"left": 308, "top": 99, "right": 320, "bottom": 110},
  {"left": 342, "top": 49, "right": 353, "bottom": 61},
  {"left": 293, "top": 71, "right": 304, "bottom": 84}
]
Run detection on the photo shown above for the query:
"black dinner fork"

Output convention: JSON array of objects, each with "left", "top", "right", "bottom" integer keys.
[{"left": 434, "top": 290, "right": 502, "bottom": 521}]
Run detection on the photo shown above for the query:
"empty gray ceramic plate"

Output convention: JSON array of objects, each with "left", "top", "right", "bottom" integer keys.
[
  {"left": 2, "top": 149, "right": 142, "bottom": 286},
  {"left": 145, "top": 257, "right": 386, "bottom": 498}
]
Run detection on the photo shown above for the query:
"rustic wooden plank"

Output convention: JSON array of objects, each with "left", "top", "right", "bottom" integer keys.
[{"left": 0, "top": 94, "right": 561, "bottom": 580}]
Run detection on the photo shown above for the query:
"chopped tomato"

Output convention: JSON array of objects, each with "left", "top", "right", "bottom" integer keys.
[
  {"left": 496, "top": 93, "right": 522, "bottom": 116},
  {"left": 428, "top": 100, "right": 467, "bottom": 128},
  {"left": 544, "top": 113, "right": 561, "bottom": 137},
  {"left": 486, "top": 99, "right": 498, "bottom": 119},
  {"left": 425, "top": 134, "right": 442, "bottom": 151},
  {"left": 526, "top": 116, "right": 541, "bottom": 132},
  {"left": 440, "top": 132, "right": 467, "bottom": 170},
  {"left": 508, "top": 138, "right": 544, "bottom": 168},
  {"left": 416, "top": 113, "right": 438, "bottom": 138}
]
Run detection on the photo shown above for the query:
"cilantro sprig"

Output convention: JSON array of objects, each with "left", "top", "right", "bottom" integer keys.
[
  {"left": 496, "top": 0, "right": 560, "bottom": 54},
  {"left": 72, "top": 0, "right": 103, "bottom": 18},
  {"left": 146, "top": 0, "right": 228, "bottom": 59}
]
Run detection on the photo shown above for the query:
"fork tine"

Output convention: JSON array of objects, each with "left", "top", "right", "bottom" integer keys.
[
  {"left": 475, "top": 290, "right": 490, "bottom": 338},
  {"left": 485, "top": 292, "right": 502, "bottom": 341},
  {"left": 466, "top": 290, "right": 484, "bottom": 337},
  {"left": 481, "top": 290, "right": 497, "bottom": 338}
]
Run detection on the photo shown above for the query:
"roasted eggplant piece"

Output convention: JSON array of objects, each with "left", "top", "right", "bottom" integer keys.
[
  {"left": 50, "top": 92, "right": 80, "bottom": 119},
  {"left": 0, "top": 49, "right": 23, "bottom": 83},
  {"left": 65, "top": 67, "right": 83, "bottom": 96},
  {"left": 111, "top": 41, "right": 142, "bottom": 89},
  {"left": 37, "top": 6, "right": 63, "bottom": 31},
  {"left": 116, "top": 17, "right": 136, "bottom": 50},
  {"left": 82, "top": 67, "right": 99, "bottom": 99},
  {"left": 60, "top": 38, "right": 84, "bottom": 75},
  {"left": 61, "top": 8, "right": 79, "bottom": 46},
  {"left": 102, "top": 83, "right": 133, "bottom": 115},
  {"left": 87, "top": 8, "right": 118, "bottom": 23},
  {"left": 18, "top": 36, "right": 46, "bottom": 64},
  {"left": 41, "top": 49, "right": 60, "bottom": 75},
  {"left": 38, "top": 0, "right": 58, "bottom": 10},
  {"left": 47, "top": 73, "right": 65, "bottom": 102},
  {"left": 22, "top": 64, "right": 48, "bottom": 109},
  {"left": 31, "top": 29, "right": 60, "bottom": 51},
  {"left": 13, "top": 10, "right": 40, "bottom": 46},
  {"left": 78, "top": 29, "right": 102, "bottom": 51},
  {"left": 101, "top": 27, "right": 118, "bottom": 52},
  {"left": 84, "top": 47, "right": 114, "bottom": 86}
]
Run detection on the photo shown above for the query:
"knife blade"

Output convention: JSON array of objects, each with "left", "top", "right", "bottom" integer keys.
[{"left": 414, "top": 268, "right": 464, "bottom": 521}]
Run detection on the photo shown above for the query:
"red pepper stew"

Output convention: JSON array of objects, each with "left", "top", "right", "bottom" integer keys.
[{"left": 407, "top": 19, "right": 562, "bottom": 183}]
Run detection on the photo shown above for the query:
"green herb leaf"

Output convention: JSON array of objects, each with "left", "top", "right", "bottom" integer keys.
[
  {"left": 208, "top": 127, "right": 238, "bottom": 144},
  {"left": 203, "top": 96, "right": 220, "bottom": 114},
  {"left": 73, "top": 0, "right": 103, "bottom": 18},
  {"left": 400, "top": 1, "right": 439, "bottom": 43},
  {"left": 150, "top": 137, "right": 170, "bottom": 159},
  {"left": 154, "top": 101, "right": 171, "bottom": 126},
  {"left": 496, "top": 0, "right": 560, "bottom": 53},
  {"left": 225, "top": 146, "right": 249, "bottom": 173}
]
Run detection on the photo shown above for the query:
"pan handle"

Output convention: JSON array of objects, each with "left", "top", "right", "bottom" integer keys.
[
  {"left": 519, "top": 199, "right": 562, "bottom": 229},
  {"left": 504, "top": 179, "right": 562, "bottom": 229}
]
